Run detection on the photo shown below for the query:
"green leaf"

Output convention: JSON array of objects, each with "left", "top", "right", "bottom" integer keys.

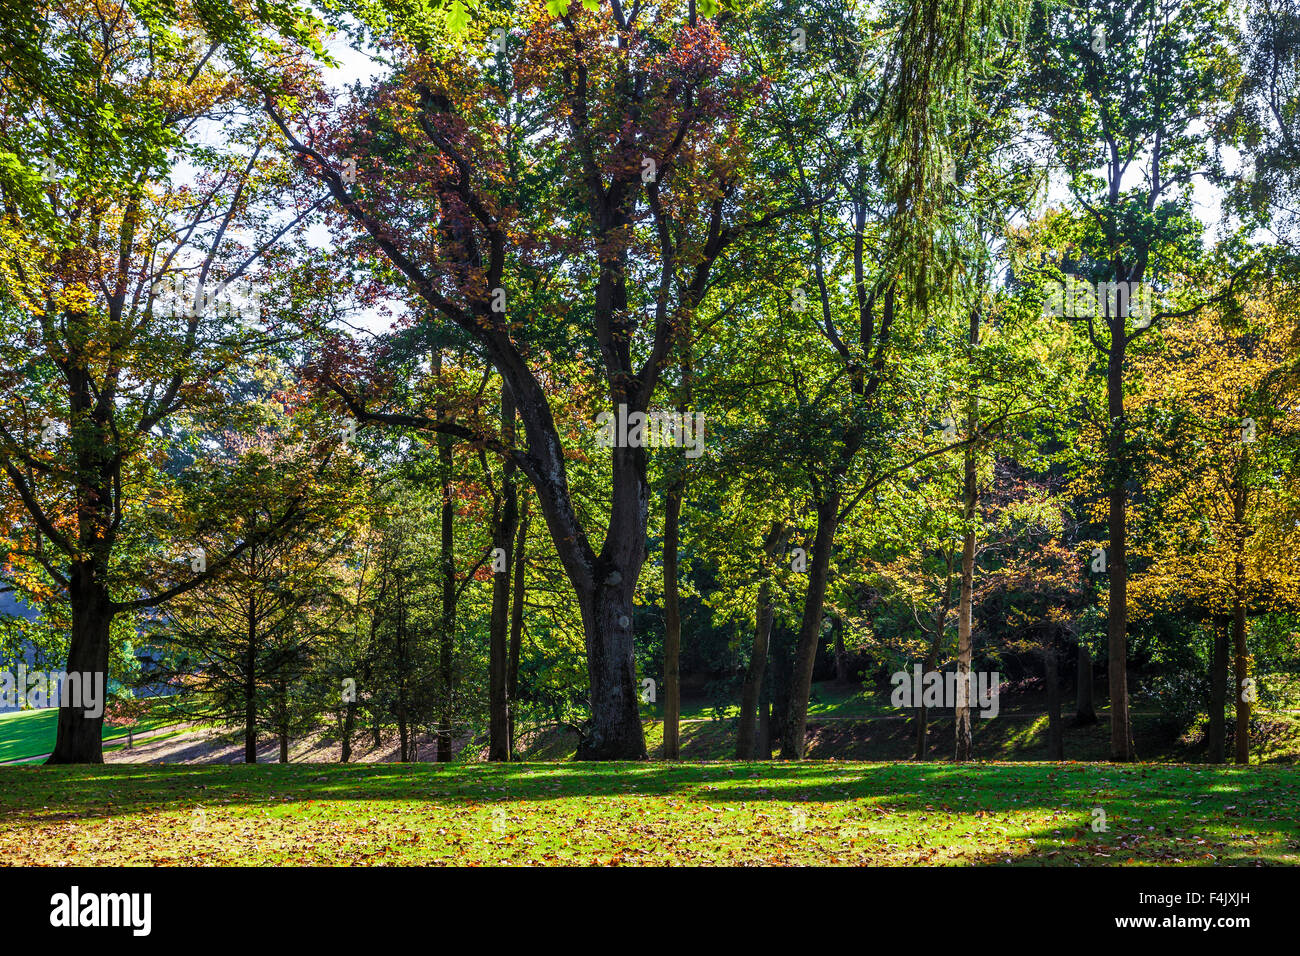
[
  {"left": 446, "top": 0, "right": 471, "bottom": 34},
  {"left": 546, "top": 0, "right": 572, "bottom": 17}
]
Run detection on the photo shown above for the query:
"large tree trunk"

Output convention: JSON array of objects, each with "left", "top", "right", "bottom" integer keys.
[
  {"left": 488, "top": 385, "right": 519, "bottom": 761},
  {"left": 1075, "top": 644, "right": 1097, "bottom": 725},
  {"left": 47, "top": 569, "right": 113, "bottom": 764},
  {"left": 507, "top": 499, "right": 529, "bottom": 750},
  {"left": 662, "top": 484, "right": 684, "bottom": 760},
  {"left": 564, "top": 432, "right": 649, "bottom": 760},
  {"left": 782, "top": 494, "right": 841, "bottom": 759},
  {"left": 500, "top": 381, "right": 647, "bottom": 760},
  {"left": 1208, "top": 616, "right": 1229, "bottom": 762},
  {"left": 574, "top": 581, "right": 647, "bottom": 759},
  {"left": 1106, "top": 337, "right": 1135, "bottom": 761}
]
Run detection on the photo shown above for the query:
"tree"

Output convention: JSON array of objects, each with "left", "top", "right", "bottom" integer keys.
[
  {"left": 265, "top": 1, "right": 775, "bottom": 758},
  {"left": 1024, "top": 0, "right": 1245, "bottom": 760},
  {"left": 1130, "top": 299, "right": 1300, "bottom": 762},
  {"left": 0, "top": 0, "right": 326, "bottom": 762}
]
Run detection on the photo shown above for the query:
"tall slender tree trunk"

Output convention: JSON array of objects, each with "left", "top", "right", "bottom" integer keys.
[
  {"left": 735, "top": 577, "right": 776, "bottom": 759},
  {"left": 1044, "top": 644, "right": 1063, "bottom": 760},
  {"left": 435, "top": 352, "right": 456, "bottom": 763},
  {"left": 757, "top": 695, "right": 771, "bottom": 759},
  {"left": 507, "top": 499, "right": 529, "bottom": 750},
  {"left": 736, "top": 525, "right": 784, "bottom": 758},
  {"left": 244, "top": 597, "right": 257, "bottom": 764},
  {"left": 1076, "top": 644, "right": 1097, "bottom": 725},
  {"left": 1231, "top": 483, "right": 1252, "bottom": 767},
  {"left": 488, "top": 384, "right": 519, "bottom": 761},
  {"left": 277, "top": 678, "right": 289, "bottom": 763},
  {"left": 832, "top": 621, "right": 849, "bottom": 683},
  {"left": 662, "top": 484, "right": 684, "bottom": 760},
  {"left": 341, "top": 700, "right": 356, "bottom": 763},
  {"left": 661, "top": 320, "right": 696, "bottom": 762},
  {"left": 396, "top": 584, "right": 411, "bottom": 762},
  {"left": 1209, "top": 615, "right": 1229, "bottom": 763},
  {"left": 955, "top": 306, "right": 980, "bottom": 762},
  {"left": 915, "top": 599, "right": 948, "bottom": 761},
  {"left": 1232, "top": 594, "right": 1249, "bottom": 765},
  {"left": 782, "top": 494, "right": 841, "bottom": 759},
  {"left": 1106, "top": 337, "right": 1135, "bottom": 761}
]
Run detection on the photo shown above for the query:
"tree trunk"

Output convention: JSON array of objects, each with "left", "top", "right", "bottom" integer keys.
[
  {"left": 244, "top": 596, "right": 257, "bottom": 764},
  {"left": 1208, "top": 616, "right": 1228, "bottom": 762},
  {"left": 488, "top": 384, "right": 519, "bottom": 761},
  {"left": 46, "top": 571, "right": 113, "bottom": 764},
  {"left": 737, "top": 569, "right": 777, "bottom": 758},
  {"left": 1106, "top": 337, "right": 1135, "bottom": 761},
  {"left": 341, "top": 700, "right": 356, "bottom": 763},
  {"left": 736, "top": 524, "right": 785, "bottom": 758},
  {"left": 436, "top": 353, "right": 456, "bottom": 763},
  {"left": 507, "top": 499, "right": 529, "bottom": 750},
  {"left": 955, "top": 371, "right": 978, "bottom": 761},
  {"left": 915, "top": 602, "right": 947, "bottom": 761},
  {"left": 1044, "top": 644, "right": 1063, "bottom": 760},
  {"left": 662, "top": 484, "right": 684, "bottom": 759},
  {"left": 1075, "top": 643, "right": 1097, "bottom": 725},
  {"left": 782, "top": 494, "right": 841, "bottom": 759},
  {"left": 574, "top": 577, "right": 647, "bottom": 760},
  {"left": 1233, "top": 593, "right": 1250, "bottom": 765},
  {"left": 277, "top": 676, "right": 289, "bottom": 763},
  {"left": 833, "top": 620, "right": 849, "bottom": 683},
  {"left": 757, "top": 695, "right": 771, "bottom": 759}
]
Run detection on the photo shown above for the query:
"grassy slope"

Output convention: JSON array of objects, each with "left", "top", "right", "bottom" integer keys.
[
  {"left": 0, "top": 708, "right": 170, "bottom": 763},
  {"left": 1, "top": 761, "right": 1296, "bottom": 866},
  {"left": 614, "top": 681, "right": 1300, "bottom": 764}
]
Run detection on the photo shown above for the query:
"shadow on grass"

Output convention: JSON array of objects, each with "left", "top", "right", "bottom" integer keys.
[{"left": 2, "top": 762, "right": 1297, "bottom": 856}]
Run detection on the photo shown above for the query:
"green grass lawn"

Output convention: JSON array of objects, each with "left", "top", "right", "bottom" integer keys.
[
  {"left": 2, "top": 761, "right": 1296, "bottom": 866},
  {"left": 0, "top": 708, "right": 171, "bottom": 763}
]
